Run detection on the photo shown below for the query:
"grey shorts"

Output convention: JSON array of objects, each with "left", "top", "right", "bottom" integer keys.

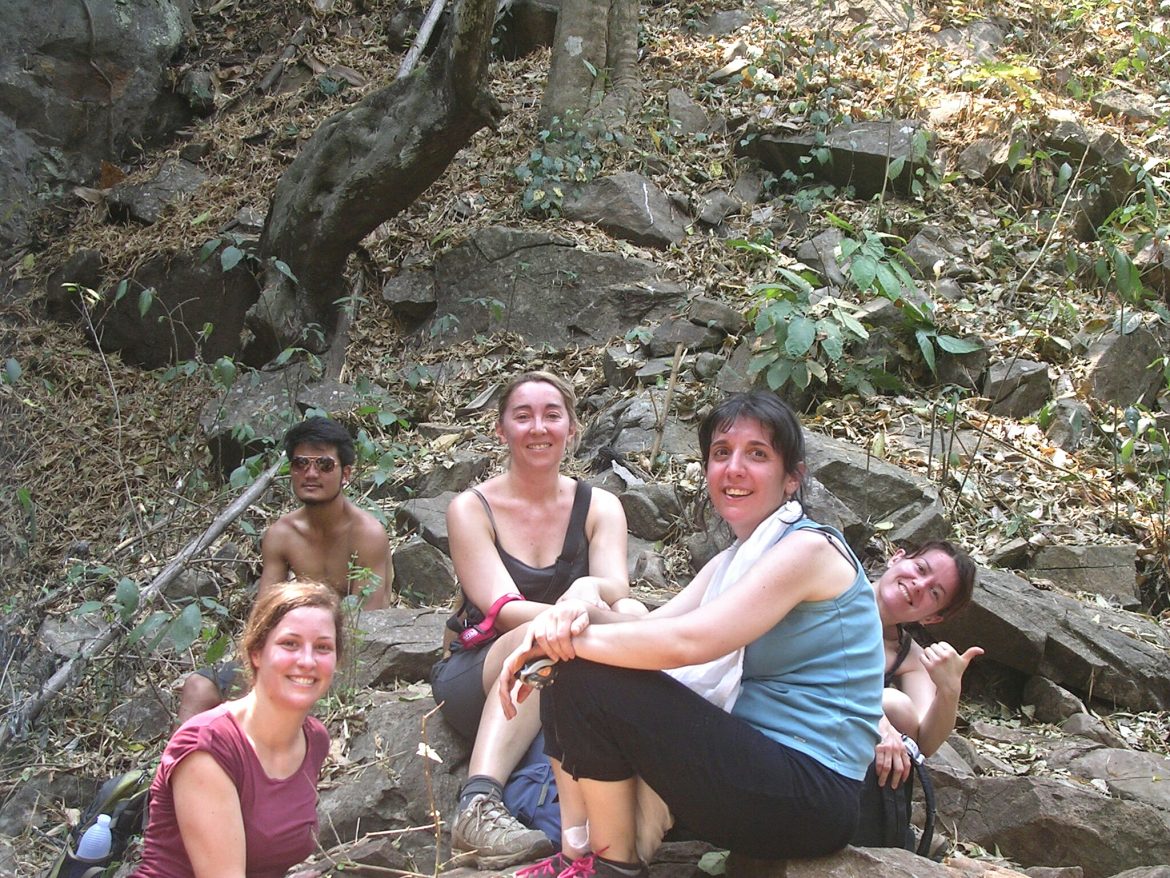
[{"left": 431, "top": 646, "right": 489, "bottom": 740}]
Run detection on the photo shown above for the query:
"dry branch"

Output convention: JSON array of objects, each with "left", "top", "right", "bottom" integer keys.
[{"left": 0, "top": 457, "right": 284, "bottom": 754}]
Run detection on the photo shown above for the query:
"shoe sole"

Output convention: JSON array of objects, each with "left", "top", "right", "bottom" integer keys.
[{"left": 451, "top": 836, "right": 556, "bottom": 871}]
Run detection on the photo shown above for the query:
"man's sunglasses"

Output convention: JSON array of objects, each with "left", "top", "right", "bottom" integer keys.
[{"left": 290, "top": 455, "right": 338, "bottom": 473}]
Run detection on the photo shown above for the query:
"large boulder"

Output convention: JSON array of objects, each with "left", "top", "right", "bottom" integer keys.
[
  {"left": 0, "top": 0, "right": 193, "bottom": 249},
  {"left": 392, "top": 227, "right": 690, "bottom": 347},
  {"left": 931, "top": 566, "right": 1170, "bottom": 712}
]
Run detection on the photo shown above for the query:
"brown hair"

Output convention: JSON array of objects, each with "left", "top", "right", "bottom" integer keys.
[
  {"left": 908, "top": 540, "right": 977, "bottom": 621},
  {"left": 497, "top": 371, "right": 581, "bottom": 451},
  {"left": 240, "top": 579, "right": 344, "bottom": 679}
]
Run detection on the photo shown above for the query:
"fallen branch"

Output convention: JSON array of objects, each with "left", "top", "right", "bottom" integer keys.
[
  {"left": 397, "top": 0, "right": 448, "bottom": 79},
  {"left": 0, "top": 457, "right": 284, "bottom": 754}
]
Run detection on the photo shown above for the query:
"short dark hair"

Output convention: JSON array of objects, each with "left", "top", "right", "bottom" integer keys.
[
  {"left": 240, "top": 579, "right": 344, "bottom": 681},
  {"left": 698, "top": 391, "right": 806, "bottom": 500},
  {"left": 284, "top": 416, "right": 355, "bottom": 467},
  {"left": 908, "top": 540, "right": 976, "bottom": 621}
]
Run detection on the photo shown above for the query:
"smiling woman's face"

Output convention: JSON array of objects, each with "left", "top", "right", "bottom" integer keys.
[
  {"left": 876, "top": 548, "right": 961, "bottom": 626},
  {"left": 705, "top": 416, "right": 801, "bottom": 541}
]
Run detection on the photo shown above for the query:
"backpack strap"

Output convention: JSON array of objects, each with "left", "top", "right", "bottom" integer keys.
[
  {"left": 548, "top": 481, "right": 591, "bottom": 592},
  {"left": 885, "top": 625, "right": 913, "bottom": 686}
]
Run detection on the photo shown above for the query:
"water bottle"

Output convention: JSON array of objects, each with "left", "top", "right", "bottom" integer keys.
[{"left": 66, "top": 813, "right": 112, "bottom": 878}]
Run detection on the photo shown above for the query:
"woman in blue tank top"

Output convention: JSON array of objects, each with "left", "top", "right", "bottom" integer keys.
[{"left": 500, "top": 392, "right": 885, "bottom": 878}]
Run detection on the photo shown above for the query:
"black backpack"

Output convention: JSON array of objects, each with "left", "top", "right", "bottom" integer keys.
[
  {"left": 45, "top": 768, "right": 152, "bottom": 878},
  {"left": 850, "top": 736, "right": 936, "bottom": 857}
]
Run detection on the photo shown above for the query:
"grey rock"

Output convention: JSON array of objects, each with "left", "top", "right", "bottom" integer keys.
[
  {"left": 579, "top": 388, "right": 700, "bottom": 468},
  {"left": 603, "top": 345, "right": 645, "bottom": 388},
  {"left": 108, "top": 685, "right": 173, "bottom": 742},
  {"left": 317, "top": 689, "right": 467, "bottom": 859},
  {"left": 984, "top": 358, "right": 1052, "bottom": 417},
  {"left": 903, "top": 226, "right": 968, "bottom": 279},
  {"left": 0, "top": 0, "right": 192, "bottom": 249},
  {"left": 714, "top": 340, "right": 757, "bottom": 395},
  {"left": 633, "top": 551, "right": 671, "bottom": 589},
  {"left": 698, "top": 190, "right": 745, "bottom": 226},
  {"left": 422, "top": 227, "right": 688, "bottom": 346},
  {"left": 797, "top": 229, "right": 849, "bottom": 287},
  {"left": 1022, "top": 676, "right": 1087, "bottom": 724},
  {"left": 936, "top": 338, "right": 988, "bottom": 391},
  {"left": 958, "top": 135, "right": 1016, "bottom": 183},
  {"left": 803, "top": 431, "right": 949, "bottom": 546},
  {"left": 694, "top": 351, "right": 726, "bottom": 380},
  {"left": 296, "top": 377, "right": 398, "bottom": 421},
  {"left": 0, "top": 769, "right": 95, "bottom": 837},
  {"left": 198, "top": 363, "right": 311, "bottom": 477},
  {"left": 563, "top": 172, "right": 687, "bottom": 249},
  {"left": 930, "top": 765, "right": 1170, "bottom": 878},
  {"left": 931, "top": 566, "right": 1170, "bottom": 712},
  {"left": 1082, "top": 323, "right": 1169, "bottom": 408},
  {"left": 390, "top": 537, "right": 457, "bottom": 609},
  {"left": 1045, "top": 398, "right": 1093, "bottom": 452},
  {"left": 1090, "top": 88, "right": 1159, "bottom": 123},
  {"left": 697, "top": 9, "right": 752, "bottom": 36},
  {"left": 107, "top": 159, "right": 207, "bottom": 225},
  {"left": 740, "top": 120, "right": 935, "bottom": 198},
  {"left": 409, "top": 450, "right": 491, "bottom": 499},
  {"left": 1067, "top": 748, "right": 1170, "bottom": 813},
  {"left": 646, "top": 315, "right": 724, "bottom": 357},
  {"left": 667, "top": 88, "right": 717, "bottom": 137},
  {"left": 395, "top": 492, "right": 456, "bottom": 554},
  {"left": 381, "top": 269, "right": 436, "bottom": 322},
  {"left": 636, "top": 357, "right": 676, "bottom": 384},
  {"left": 353, "top": 608, "right": 448, "bottom": 687},
  {"left": 1029, "top": 544, "right": 1140, "bottom": 608},
  {"left": 932, "top": 20, "right": 1005, "bottom": 61},
  {"left": 1060, "top": 713, "right": 1129, "bottom": 749},
  {"left": 620, "top": 483, "right": 682, "bottom": 541},
  {"left": 688, "top": 296, "right": 746, "bottom": 335}
]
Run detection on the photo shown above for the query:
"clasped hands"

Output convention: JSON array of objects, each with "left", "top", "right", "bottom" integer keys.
[{"left": 497, "top": 590, "right": 593, "bottom": 719}]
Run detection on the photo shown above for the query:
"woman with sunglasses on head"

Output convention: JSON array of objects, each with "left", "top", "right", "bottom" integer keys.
[
  {"left": 133, "top": 579, "right": 341, "bottom": 878},
  {"left": 432, "top": 371, "right": 646, "bottom": 870},
  {"left": 499, "top": 391, "right": 885, "bottom": 878}
]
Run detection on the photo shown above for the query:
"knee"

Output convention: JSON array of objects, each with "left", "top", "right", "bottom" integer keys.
[
  {"left": 882, "top": 688, "right": 920, "bottom": 739},
  {"left": 178, "top": 673, "right": 223, "bottom": 723}
]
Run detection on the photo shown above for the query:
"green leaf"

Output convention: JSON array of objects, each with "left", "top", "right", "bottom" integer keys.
[
  {"left": 915, "top": 328, "right": 938, "bottom": 373},
  {"left": 113, "top": 279, "right": 130, "bottom": 303},
  {"left": 3, "top": 358, "right": 21, "bottom": 384},
  {"left": 936, "top": 335, "right": 982, "bottom": 354},
  {"left": 887, "top": 155, "right": 906, "bottom": 181},
  {"left": 229, "top": 464, "right": 253, "bottom": 489},
  {"left": 766, "top": 359, "right": 793, "bottom": 390},
  {"left": 74, "top": 600, "right": 104, "bottom": 615},
  {"left": 168, "top": 602, "right": 203, "bottom": 653},
  {"left": 583, "top": 59, "right": 598, "bottom": 77},
  {"left": 199, "top": 238, "right": 222, "bottom": 262},
  {"left": 273, "top": 259, "right": 299, "bottom": 284},
  {"left": 115, "top": 577, "right": 139, "bottom": 621},
  {"left": 785, "top": 316, "right": 817, "bottom": 357},
  {"left": 138, "top": 287, "right": 155, "bottom": 318},
  {"left": 792, "top": 361, "right": 811, "bottom": 389},
  {"left": 875, "top": 263, "right": 903, "bottom": 300},
  {"left": 213, "top": 356, "right": 237, "bottom": 389},
  {"left": 221, "top": 246, "right": 245, "bottom": 272},
  {"left": 128, "top": 611, "right": 169, "bottom": 647},
  {"left": 850, "top": 254, "right": 877, "bottom": 292}
]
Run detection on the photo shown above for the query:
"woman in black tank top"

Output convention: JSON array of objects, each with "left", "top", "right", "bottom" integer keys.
[{"left": 432, "top": 371, "right": 645, "bottom": 870}]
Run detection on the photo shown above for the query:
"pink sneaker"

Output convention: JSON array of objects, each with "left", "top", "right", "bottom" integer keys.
[{"left": 515, "top": 852, "right": 573, "bottom": 878}]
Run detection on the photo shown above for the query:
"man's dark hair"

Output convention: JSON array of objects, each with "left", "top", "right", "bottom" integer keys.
[
  {"left": 908, "top": 540, "right": 976, "bottom": 621},
  {"left": 283, "top": 417, "right": 356, "bottom": 467}
]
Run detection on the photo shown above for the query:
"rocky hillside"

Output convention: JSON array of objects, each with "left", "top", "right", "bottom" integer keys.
[{"left": 2, "top": 0, "right": 1169, "bottom": 876}]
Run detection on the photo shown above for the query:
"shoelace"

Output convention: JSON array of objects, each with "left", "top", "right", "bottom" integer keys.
[{"left": 515, "top": 853, "right": 571, "bottom": 878}]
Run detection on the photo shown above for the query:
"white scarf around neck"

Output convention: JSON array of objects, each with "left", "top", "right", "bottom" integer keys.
[{"left": 665, "top": 499, "right": 803, "bottom": 711}]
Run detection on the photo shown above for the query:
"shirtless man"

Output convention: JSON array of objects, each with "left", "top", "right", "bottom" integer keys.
[{"left": 175, "top": 416, "right": 390, "bottom": 724}]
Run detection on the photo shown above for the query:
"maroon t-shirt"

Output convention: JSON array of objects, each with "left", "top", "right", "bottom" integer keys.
[{"left": 132, "top": 705, "right": 329, "bottom": 878}]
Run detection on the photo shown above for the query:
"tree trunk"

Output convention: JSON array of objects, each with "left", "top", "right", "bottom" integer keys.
[
  {"left": 245, "top": 0, "right": 503, "bottom": 365},
  {"left": 540, "top": 0, "right": 640, "bottom": 132}
]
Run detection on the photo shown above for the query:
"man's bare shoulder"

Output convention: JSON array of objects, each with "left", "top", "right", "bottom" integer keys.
[
  {"left": 264, "top": 508, "right": 306, "bottom": 541},
  {"left": 345, "top": 499, "right": 390, "bottom": 539}
]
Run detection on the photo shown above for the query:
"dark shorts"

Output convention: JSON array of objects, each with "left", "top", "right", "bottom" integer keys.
[
  {"left": 193, "top": 660, "right": 245, "bottom": 699},
  {"left": 431, "top": 646, "right": 489, "bottom": 740}
]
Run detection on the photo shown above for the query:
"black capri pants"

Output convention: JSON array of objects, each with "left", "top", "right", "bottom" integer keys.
[{"left": 541, "top": 660, "right": 862, "bottom": 860}]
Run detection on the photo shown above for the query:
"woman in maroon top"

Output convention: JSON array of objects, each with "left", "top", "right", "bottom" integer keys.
[{"left": 133, "top": 580, "right": 341, "bottom": 878}]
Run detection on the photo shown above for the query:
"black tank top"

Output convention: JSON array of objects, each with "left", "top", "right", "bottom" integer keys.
[{"left": 448, "top": 480, "right": 593, "bottom": 637}]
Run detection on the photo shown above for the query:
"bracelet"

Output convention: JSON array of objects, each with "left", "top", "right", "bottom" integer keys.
[{"left": 457, "top": 592, "right": 525, "bottom": 648}]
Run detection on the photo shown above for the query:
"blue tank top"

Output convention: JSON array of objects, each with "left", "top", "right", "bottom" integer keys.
[{"left": 730, "top": 519, "right": 884, "bottom": 781}]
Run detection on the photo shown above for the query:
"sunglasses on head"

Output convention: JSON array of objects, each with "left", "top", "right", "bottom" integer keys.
[{"left": 290, "top": 455, "right": 338, "bottom": 473}]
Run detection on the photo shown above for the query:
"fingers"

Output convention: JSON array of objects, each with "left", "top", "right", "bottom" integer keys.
[{"left": 961, "top": 646, "right": 985, "bottom": 663}]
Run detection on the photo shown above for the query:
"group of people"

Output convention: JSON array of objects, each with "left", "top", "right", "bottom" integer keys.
[{"left": 128, "top": 374, "right": 982, "bottom": 878}]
